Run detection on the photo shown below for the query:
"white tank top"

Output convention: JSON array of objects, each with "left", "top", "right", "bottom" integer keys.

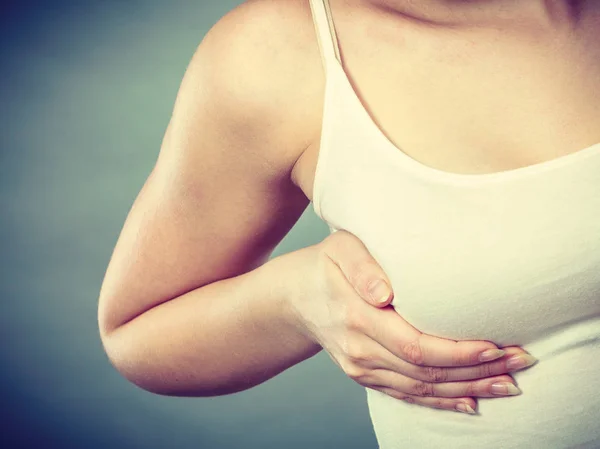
[{"left": 308, "top": 1, "right": 600, "bottom": 447}]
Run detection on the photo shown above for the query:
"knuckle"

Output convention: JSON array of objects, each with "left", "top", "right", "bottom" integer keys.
[
  {"left": 453, "top": 345, "right": 473, "bottom": 366},
  {"left": 412, "top": 380, "right": 435, "bottom": 397},
  {"left": 346, "top": 346, "right": 372, "bottom": 365},
  {"left": 383, "top": 389, "right": 411, "bottom": 402},
  {"left": 424, "top": 366, "right": 448, "bottom": 383},
  {"left": 465, "top": 381, "right": 477, "bottom": 396},
  {"left": 402, "top": 338, "right": 425, "bottom": 366},
  {"left": 344, "top": 307, "right": 368, "bottom": 331},
  {"left": 353, "top": 374, "right": 370, "bottom": 385},
  {"left": 340, "top": 361, "right": 367, "bottom": 381},
  {"left": 479, "top": 361, "right": 495, "bottom": 378},
  {"left": 347, "top": 260, "right": 378, "bottom": 295}
]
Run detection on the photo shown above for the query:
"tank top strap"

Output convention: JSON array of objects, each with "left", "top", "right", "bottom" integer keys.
[{"left": 309, "top": 0, "right": 342, "bottom": 70}]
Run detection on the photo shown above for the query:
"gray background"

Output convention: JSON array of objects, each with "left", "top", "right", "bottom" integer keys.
[{"left": 0, "top": 1, "right": 378, "bottom": 448}]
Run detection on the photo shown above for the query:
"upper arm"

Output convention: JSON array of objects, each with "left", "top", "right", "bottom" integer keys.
[{"left": 98, "top": 0, "right": 320, "bottom": 336}]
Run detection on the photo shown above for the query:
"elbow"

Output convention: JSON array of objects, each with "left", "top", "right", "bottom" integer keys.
[
  {"left": 97, "top": 295, "right": 161, "bottom": 394},
  {"left": 98, "top": 322, "right": 175, "bottom": 397},
  {"left": 98, "top": 327, "right": 147, "bottom": 394},
  {"left": 97, "top": 300, "right": 230, "bottom": 398}
]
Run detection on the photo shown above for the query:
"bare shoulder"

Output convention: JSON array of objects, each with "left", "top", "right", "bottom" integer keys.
[
  {"left": 97, "top": 1, "right": 329, "bottom": 334},
  {"left": 202, "top": 0, "right": 325, "bottom": 181}
]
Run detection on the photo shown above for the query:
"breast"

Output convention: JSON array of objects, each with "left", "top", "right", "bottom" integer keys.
[
  {"left": 318, "top": 136, "right": 600, "bottom": 348},
  {"left": 385, "top": 182, "right": 600, "bottom": 346}
]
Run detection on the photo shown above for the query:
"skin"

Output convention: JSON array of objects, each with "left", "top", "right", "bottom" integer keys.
[
  {"left": 97, "top": 0, "right": 599, "bottom": 414},
  {"left": 294, "top": 0, "right": 600, "bottom": 196}
]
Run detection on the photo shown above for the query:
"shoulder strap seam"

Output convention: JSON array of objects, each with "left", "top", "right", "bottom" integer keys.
[
  {"left": 309, "top": 0, "right": 342, "bottom": 66},
  {"left": 322, "top": 0, "right": 342, "bottom": 64}
]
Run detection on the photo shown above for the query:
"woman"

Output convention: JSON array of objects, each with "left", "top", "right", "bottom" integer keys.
[{"left": 97, "top": 0, "right": 600, "bottom": 447}]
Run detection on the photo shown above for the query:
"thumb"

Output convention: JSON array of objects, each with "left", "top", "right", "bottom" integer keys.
[
  {"left": 322, "top": 230, "right": 394, "bottom": 308},
  {"left": 365, "top": 278, "right": 394, "bottom": 307}
]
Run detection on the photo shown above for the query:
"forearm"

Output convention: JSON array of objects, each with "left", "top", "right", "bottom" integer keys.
[{"left": 101, "top": 248, "right": 322, "bottom": 397}]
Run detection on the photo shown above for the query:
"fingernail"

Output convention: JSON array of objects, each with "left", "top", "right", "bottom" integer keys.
[
  {"left": 491, "top": 382, "right": 522, "bottom": 396},
  {"left": 506, "top": 354, "right": 538, "bottom": 371},
  {"left": 479, "top": 349, "right": 505, "bottom": 363},
  {"left": 456, "top": 403, "right": 477, "bottom": 414},
  {"left": 368, "top": 279, "right": 392, "bottom": 304}
]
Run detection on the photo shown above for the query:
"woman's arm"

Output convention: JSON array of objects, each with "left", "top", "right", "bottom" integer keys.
[
  {"left": 98, "top": 0, "right": 319, "bottom": 395},
  {"left": 101, "top": 250, "right": 325, "bottom": 396}
]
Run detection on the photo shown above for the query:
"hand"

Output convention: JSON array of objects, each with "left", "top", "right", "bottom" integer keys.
[{"left": 287, "top": 230, "right": 538, "bottom": 414}]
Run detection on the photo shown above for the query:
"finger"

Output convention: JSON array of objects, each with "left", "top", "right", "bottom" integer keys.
[
  {"left": 369, "top": 369, "right": 520, "bottom": 399},
  {"left": 322, "top": 230, "right": 394, "bottom": 307},
  {"left": 369, "top": 385, "right": 478, "bottom": 415},
  {"left": 436, "top": 347, "right": 538, "bottom": 381},
  {"left": 362, "top": 305, "right": 505, "bottom": 367},
  {"left": 377, "top": 345, "right": 537, "bottom": 383}
]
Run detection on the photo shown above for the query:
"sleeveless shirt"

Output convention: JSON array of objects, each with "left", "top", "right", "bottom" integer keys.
[{"left": 308, "top": 1, "right": 600, "bottom": 447}]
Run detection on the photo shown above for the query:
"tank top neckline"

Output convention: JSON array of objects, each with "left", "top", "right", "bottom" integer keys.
[
  {"left": 326, "top": 57, "right": 600, "bottom": 185},
  {"left": 310, "top": 0, "right": 600, "bottom": 185}
]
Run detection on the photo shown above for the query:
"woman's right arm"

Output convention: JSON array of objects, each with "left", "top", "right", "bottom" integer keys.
[
  {"left": 97, "top": 0, "right": 325, "bottom": 396},
  {"left": 98, "top": 0, "right": 534, "bottom": 410}
]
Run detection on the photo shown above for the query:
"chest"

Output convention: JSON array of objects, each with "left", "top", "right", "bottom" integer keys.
[
  {"left": 315, "top": 127, "right": 600, "bottom": 345},
  {"left": 293, "top": 8, "right": 600, "bottom": 201}
]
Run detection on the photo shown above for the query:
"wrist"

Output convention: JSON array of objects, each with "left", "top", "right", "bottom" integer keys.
[{"left": 257, "top": 247, "right": 322, "bottom": 350}]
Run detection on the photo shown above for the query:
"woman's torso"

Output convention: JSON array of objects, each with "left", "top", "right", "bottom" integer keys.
[{"left": 284, "top": 1, "right": 600, "bottom": 448}]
